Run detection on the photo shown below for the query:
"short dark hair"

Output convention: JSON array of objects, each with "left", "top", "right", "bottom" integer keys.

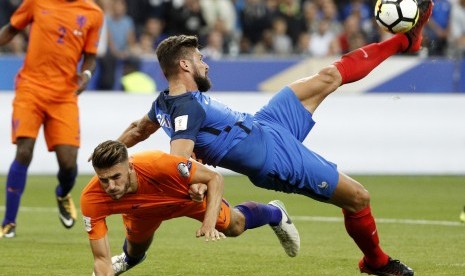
[
  {"left": 91, "top": 140, "right": 128, "bottom": 169},
  {"left": 155, "top": 35, "right": 199, "bottom": 78}
]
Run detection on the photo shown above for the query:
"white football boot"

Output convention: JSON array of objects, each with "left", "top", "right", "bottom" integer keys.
[{"left": 268, "top": 200, "right": 300, "bottom": 257}]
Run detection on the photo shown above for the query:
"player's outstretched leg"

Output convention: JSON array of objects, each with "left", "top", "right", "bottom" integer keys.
[
  {"left": 332, "top": 0, "right": 432, "bottom": 87},
  {"left": 111, "top": 252, "right": 147, "bottom": 276},
  {"left": 268, "top": 200, "right": 300, "bottom": 257},
  {"left": 404, "top": 0, "right": 434, "bottom": 53},
  {"left": 0, "top": 223, "right": 16, "bottom": 238},
  {"left": 359, "top": 256, "right": 414, "bottom": 276}
]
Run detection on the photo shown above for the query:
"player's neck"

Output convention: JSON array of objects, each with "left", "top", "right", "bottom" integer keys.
[
  {"left": 128, "top": 170, "right": 138, "bottom": 193},
  {"left": 169, "top": 79, "right": 197, "bottom": 95}
]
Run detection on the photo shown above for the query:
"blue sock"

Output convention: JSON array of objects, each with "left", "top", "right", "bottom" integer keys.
[
  {"left": 235, "top": 202, "right": 282, "bottom": 230},
  {"left": 123, "top": 239, "right": 145, "bottom": 266},
  {"left": 3, "top": 160, "right": 28, "bottom": 226},
  {"left": 55, "top": 166, "right": 77, "bottom": 197}
]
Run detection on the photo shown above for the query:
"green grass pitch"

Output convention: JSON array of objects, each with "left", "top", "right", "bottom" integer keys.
[{"left": 0, "top": 174, "right": 464, "bottom": 275}]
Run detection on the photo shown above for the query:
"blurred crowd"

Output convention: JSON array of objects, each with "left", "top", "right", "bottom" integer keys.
[{"left": 1, "top": 0, "right": 465, "bottom": 88}]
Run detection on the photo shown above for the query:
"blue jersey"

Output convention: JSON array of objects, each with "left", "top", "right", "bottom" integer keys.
[
  {"left": 148, "top": 87, "right": 339, "bottom": 201},
  {"left": 148, "top": 90, "right": 255, "bottom": 166}
]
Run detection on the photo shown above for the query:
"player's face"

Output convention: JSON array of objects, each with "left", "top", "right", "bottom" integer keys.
[
  {"left": 191, "top": 50, "right": 211, "bottom": 92},
  {"left": 95, "top": 162, "right": 132, "bottom": 200}
]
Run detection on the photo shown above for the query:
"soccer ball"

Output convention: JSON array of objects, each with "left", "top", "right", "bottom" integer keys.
[{"left": 374, "top": 0, "right": 419, "bottom": 34}]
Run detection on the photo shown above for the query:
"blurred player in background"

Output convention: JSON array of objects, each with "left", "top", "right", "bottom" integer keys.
[
  {"left": 116, "top": 0, "right": 434, "bottom": 274},
  {"left": 460, "top": 206, "right": 465, "bottom": 222},
  {"left": 0, "top": 0, "right": 103, "bottom": 238},
  {"left": 83, "top": 140, "right": 299, "bottom": 275}
]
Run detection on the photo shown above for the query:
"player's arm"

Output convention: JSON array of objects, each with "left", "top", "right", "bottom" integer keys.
[
  {"left": 89, "top": 235, "right": 113, "bottom": 275},
  {"left": 77, "top": 52, "right": 97, "bottom": 95},
  {"left": 171, "top": 140, "right": 204, "bottom": 201},
  {"left": 171, "top": 138, "right": 205, "bottom": 194},
  {"left": 170, "top": 139, "right": 195, "bottom": 159},
  {"left": 169, "top": 100, "right": 205, "bottom": 159},
  {"left": 118, "top": 114, "right": 160, "bottom": 148},
  {"left": 189, "top": 160, "right": 225, "bottom": 241},
  {"left": 0, "top": 24, "right": 19, "bottom": 46}
]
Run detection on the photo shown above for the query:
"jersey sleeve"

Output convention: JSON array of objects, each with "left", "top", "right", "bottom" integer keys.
[
  {"left": 147, "top": 100, "right": 158, "bottom": 122},
  {"left": 80, "top": 177, "right": 109, "bottom": 240},
  {"left": 10, "top": 0, "right": 35, "bottom": 30},
  {"left": 82, "top": 210, "right": 108, "bottom": 240},
  {"left": 171, "top": 99, "right": 206, "bottom": 142},
  {"left": 135, "top": 151, "right": 197, "bottom": 189},
  {"left": 160, "top": 153, "right": 198, "bottom": 185},
  {"left": 83, "top": 10, "right": 104, "bottom": 54}
]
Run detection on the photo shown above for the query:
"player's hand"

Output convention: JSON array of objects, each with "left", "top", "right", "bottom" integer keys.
[
  {"left": 189, "top": 183, "right": 207, "bottom": 202},
  {"left": 196, "top": 226, "right": 226, "bottom": 242},
  {"left": 76, "top": 71, "right": 91, "bottom": 95},
  {"left": 190, "top": 152, "right": 204, "bottom": 164}
]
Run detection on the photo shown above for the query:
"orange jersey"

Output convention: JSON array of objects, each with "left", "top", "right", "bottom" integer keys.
[
  {"left": 81, "top": 150, "right": 230, "bottom": 241},
  {"left": 11, "top": 0, "right": 103, "bottom": 98}
]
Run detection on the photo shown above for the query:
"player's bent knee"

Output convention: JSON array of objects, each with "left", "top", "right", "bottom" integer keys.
[
  {"left": 352, "top": 188, "right": 370, "bottom": 212},
  {"left": 318, "top": 65, "right": 342, "bottom": 88},
  {"left": 332, "top": 173, "right": 371, "bottom": 212},
  {"left": 223, "top": 222, "right": 242, "bottom": 237},
  {"left": 224, "top": 209, "right": 246, "bottom": 237},
  {"left": 16, "top": 147, "right": 34, "bottom": 164},
  {"left": 342, "top": 187, "right": 370, "bottom": 213}
]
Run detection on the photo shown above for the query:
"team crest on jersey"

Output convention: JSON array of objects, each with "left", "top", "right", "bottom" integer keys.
[
  {"left": 74, "top": 15, "right": 86, "bottom": 36},
  {"left": 157, "top": 114, "right": 172, "bottom": 128},
  {"left": 83, "top": 216, "right": 91, "bottom": 232},
  {"left": 77, "top": 15, "right": 87, "bottom": 28},
  {"left": 177, "top": 161, "right": 192, "bottom": 178}
]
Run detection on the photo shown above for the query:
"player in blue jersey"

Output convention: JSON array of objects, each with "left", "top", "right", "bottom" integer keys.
[{"left": 117, "top": 1, "right": 433, "bottom": 275}]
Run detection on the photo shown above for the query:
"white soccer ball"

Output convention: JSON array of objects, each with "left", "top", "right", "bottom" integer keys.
[{"left": 374, "top": 0, "right": 419, "bottom": 34}]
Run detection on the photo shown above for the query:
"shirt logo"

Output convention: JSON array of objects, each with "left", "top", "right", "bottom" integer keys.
[
  {"left": 157, "top": 114, "right": 171, "bottom": 128},
  {"left": 318, "top": 181, "right": 328, "bottom": 189},
  {"left": 74, "top": 15, "right": 86, "bottom": 37},
  {"left": 360, "top": 48, "right": 369, "bottom": 58},
  {"left": 132, "top": 204, "right": 142, "bottom": 209},
  {"left": 177, "top": 161, "right": 192, "bottom": 178},
  {"left": 83, "top": 216, "right": 91, "bottom": 232},
  {"left": 174, "top": 115, "right": 188, "bottom": 132},
  {"left": 77, "top": 15, "right": 87, "bottom": 29}
]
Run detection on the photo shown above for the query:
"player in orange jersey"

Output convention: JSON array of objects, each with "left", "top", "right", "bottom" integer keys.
[
  {"left": 0, "top": 0, "right": 103, "bottom": 238},
  {"left": 83, "top": 140, "right": 300, "bottom": 275}
]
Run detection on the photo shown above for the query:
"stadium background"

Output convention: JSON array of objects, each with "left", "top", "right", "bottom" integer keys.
[
  {"left": 0, "top": 1, "right": 465, "bottom": 274},
  {"left": 1, "top": 55, "right": 465, "bottom": 92},
  {"left": 1, "top": 55, "right": 465, "bottom": 175}
]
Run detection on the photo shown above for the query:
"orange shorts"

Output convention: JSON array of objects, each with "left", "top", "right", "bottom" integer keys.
[
  {"left": 122, "top": 199, "right": 232, "bottom": 243},
  {"left": 12, "top": 86, "right": 80, "bottom": 151}
]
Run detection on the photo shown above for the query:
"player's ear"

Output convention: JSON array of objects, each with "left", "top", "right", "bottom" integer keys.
[
  {"left": 128, "top": 157, "right": 134, "bottom": 171},
  {"left": 179, "top": 59, "right": 190, "bottom": 72}
]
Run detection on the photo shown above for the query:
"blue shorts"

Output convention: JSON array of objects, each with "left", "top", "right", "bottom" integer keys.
[{"left": 250, "top": 87, "right": 339, "bottom": 201}]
